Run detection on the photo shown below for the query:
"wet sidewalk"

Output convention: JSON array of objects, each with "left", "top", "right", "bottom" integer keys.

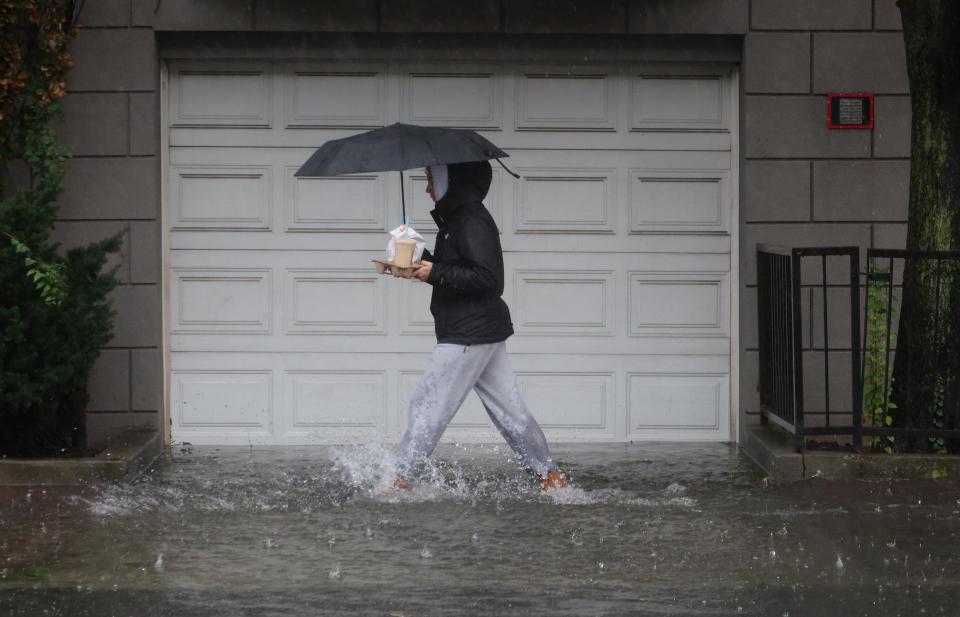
[{"left": 2, "top": 443, "right": 958, "bottom": 616}]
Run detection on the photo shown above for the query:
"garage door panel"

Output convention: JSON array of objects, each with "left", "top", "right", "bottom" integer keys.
[
  {"left": 401, "top": 63, "right": 503, "bottom": 128},
  {"left": 283, "top": 370, "right": 387, "bottom": 436},
  {"left": 171, "top": 165, "right": 273, "bottom": 231},
  {"left": 169, "top": 61, "right": 273, "bottom": 128},
  {"left": 514, "top": 168, "right": 616, "bottom": 233},
  {"left": 516, "top": 66, "right": 617, "bottom": 131},
  {"left": 629, "top": 65, "right": 731, "bottom": 131},
  {"left": 631, "top": 75, "right": 726, "bottom": 129},
  {"left": 172, "top": 370, "right": 274, "bottom": 434},
  {"left": 284, "top": 269, "right": 387, "bottom": 334},
  {"left": 516, "top": 372, "right": 615, "bottom": 434},
  {"left": 280, "top": 62, "right": 388, "bottom": 128},
  {"left": 172, "top": 268, "right": 273, "bottom": 334},
  {"left": 630, "top": 170, "right": 730, "bottom": 233},
  {"left": 628, "top": 373, "right": 729, "bottom": 437},
  {"left": 629, "top": 272, "right": 730, "bottom": 337},
  {"left": 284, "top": 169, "right": 388, "bottom": 232},
  {"left": 512, "top": 269, "right": 615, "bottom": 337}
]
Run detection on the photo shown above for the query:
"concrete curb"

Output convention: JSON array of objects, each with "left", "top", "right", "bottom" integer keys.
[
  {"left": 741, "top": 424, "right": 960, "bottom": 482},
  {"left": 0, "top": 429, "right": 162, "bottom": 486}
]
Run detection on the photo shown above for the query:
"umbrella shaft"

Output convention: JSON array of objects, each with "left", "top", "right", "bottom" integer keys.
[{"left": 400, "top": 172, "right": 406, "bottom": 225}]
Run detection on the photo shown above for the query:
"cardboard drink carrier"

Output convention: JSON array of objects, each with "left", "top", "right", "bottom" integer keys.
[{"left": 374, "top": 225, "right": 424, "bottom": 277}]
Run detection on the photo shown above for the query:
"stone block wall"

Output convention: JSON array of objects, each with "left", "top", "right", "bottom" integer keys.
[
  {"left": 740, "top": 0, "right": 910, "bottom": 428},
  {"left": 54, "top": 5, "right": 162, "bottom": 447},
  {"left": 50, "top": 0, "right": 909, "bottom": 445}
]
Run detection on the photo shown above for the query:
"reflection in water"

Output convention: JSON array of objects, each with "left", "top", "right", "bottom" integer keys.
[{"left": 1, "top": 443, "right": 958, "bottom": 616}]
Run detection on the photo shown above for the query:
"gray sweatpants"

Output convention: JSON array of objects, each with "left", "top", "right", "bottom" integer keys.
[{"left": 395, "top": 341, "right": 559, "bottom": 479}]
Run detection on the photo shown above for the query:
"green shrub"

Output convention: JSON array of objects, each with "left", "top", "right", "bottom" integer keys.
[{"left": 0, "top": 2, "right": 120, "bottom": 456}]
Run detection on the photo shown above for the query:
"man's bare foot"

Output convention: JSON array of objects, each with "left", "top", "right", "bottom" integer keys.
[{"left": 393, "top": 476, "right": 412, "bottom": 490}]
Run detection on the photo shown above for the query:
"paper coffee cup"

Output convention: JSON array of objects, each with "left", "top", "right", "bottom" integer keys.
[{"left": 394, "top": 238, "right": 417, "bottom": 267}]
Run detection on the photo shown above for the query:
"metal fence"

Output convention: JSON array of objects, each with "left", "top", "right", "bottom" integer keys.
[
  {"left": 757, "top": 245, "right": 960, "bottom": 451},
  {"left": 755, "top": 245, "right": 862, "bottom": 447},
  {"left": 861, "top": 249, "right": 960, "bottom": 450}
]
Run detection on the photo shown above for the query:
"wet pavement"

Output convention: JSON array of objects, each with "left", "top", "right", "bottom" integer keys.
[{"left": 1, "top": 442, "right": 959, "bottom": 616}]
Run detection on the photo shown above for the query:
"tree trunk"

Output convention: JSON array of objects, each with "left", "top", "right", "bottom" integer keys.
[{"left": 891, "top": 0, "right": 960, "bottom": 451}]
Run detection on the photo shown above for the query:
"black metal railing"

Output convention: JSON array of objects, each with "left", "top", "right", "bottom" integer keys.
[
  {"left": 756, "top": 245, "right": 862, "bottom": 447},
  {"left": 861, "top": 249, "right": 960, "bottom": 449}
]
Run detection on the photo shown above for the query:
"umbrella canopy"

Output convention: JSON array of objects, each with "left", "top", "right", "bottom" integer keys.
[
  {"left": 295, "top": 123, "right": 512, "bottom": 225},
  {"left": 294, "top": 123, "right": 509, "bottom": 177}
]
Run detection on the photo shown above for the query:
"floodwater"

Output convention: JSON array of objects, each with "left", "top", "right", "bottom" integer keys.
[{"left": 1, "top": 443, "right": 958, "bottom": 616}]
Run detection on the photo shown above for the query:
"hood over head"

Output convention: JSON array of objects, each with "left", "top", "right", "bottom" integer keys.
[{"left": 436, "top": 160, "right": 492, "bottom": 209}]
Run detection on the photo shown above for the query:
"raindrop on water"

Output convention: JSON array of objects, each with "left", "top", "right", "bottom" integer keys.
[
  {"left": 570, "top": 528, "right": 583, "bottom": 546},
  {"left": 328, "top": 566, "right": 341, "bottom": 580},
  {"left": 420, "top": 547, "right": 433, "bottom": 559}
]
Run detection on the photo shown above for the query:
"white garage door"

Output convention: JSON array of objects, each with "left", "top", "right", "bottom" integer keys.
[{"left": 166, "top": 58, "right": 736, "bottom": 445}]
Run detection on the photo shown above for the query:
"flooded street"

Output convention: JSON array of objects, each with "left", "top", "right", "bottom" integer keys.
[{"left": 2, "top": 443, "right": 958, "bottom": 616}]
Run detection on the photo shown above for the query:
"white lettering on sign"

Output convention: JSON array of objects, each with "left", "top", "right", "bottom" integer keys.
[{"left": 838, "top": 98, "right": 863, "bottom": 125}]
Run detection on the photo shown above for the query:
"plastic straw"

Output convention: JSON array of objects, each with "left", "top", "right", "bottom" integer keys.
[{"left": 405, "top": 216, "right": 410, "bottom": 238}]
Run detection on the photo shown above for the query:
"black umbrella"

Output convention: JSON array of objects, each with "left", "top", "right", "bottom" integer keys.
[{"left": 295, "top": 123, "right": 515, "bottom": 224}]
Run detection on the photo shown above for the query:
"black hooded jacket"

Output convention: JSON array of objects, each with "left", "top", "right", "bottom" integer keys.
[{"left": 422, "top": 161, "right": 514, "bottom": 345}]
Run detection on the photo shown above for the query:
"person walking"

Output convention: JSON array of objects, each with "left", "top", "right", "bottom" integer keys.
[{"left": 393, "top": 160, "right": 567, "bottom": 492}]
